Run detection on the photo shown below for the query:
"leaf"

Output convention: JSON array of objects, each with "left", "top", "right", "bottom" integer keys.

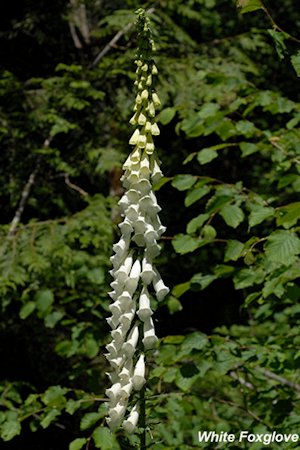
[
  {"left": 240, "top": 142, "right": 259, "bottom": 157},
  {"left": 69, "top": 438, "right": 87, "bottom": 450},
  {"left": 190, "top": 273, "right": 217, "bottom": 290},
  {"left": 93, "top": 426, "right": 120, "bottom": 449},
  {"left": 80, "top": 412, "right": 103, "bottom": 431},
  {"left": 40, "top": 408, "right": 60, "bottom": 429},
  {"left": 220, "top": 204, "right": 245, "bottom": 228},
  {"left": 1, "top": 413, "right": 21, "bottom": 441},
  {"left": 44, "top": 310, "right": 64, "bottom": 328},
  {"left": 171, "top": 174, "right": 197, "bottom": 191},
  {"left": 265, "top": 230, "right": 300, "bottom": 266},
  {"left": 225, "top": 240, "right": 244, "bottom": 261},
  {"left": 172, "top": 282, "right": 190, "bottom": 298},
  {"left": 248, "top": 204, "right": 275, "bottom": 227},
  {"left": 237, "top": 0, "right": 262, "bottom": 14},
  {"left": 234, "top": 268, "right": 264, "bottom": 289},
  {"left": 83, "top": 337, "right": 99, "bottom": 359},
  {"left": 276, "top": 202, "right": 300, "bottom": 229},
  {"left": 19, "top": 301, "right": 36, "bottom": 319},
  {"left": 35, "top": 289, "right": 54, "bottom": 313},
  {"left": 167, "top": 296, "right": 183, "bottom": 314},
  {"left": 197, "top": 148, "right": 218, "bottom": 165},
  {"left": 172, "top": 234, "right": 200, "bottom": 254},
  {"left": 181, "top": 332, "right": 208, "bottom": 352},
  {"left": 159, "top": 107, "right": 176, "bottom": 125},
  {"left": 41, "top": 386, "right": 68, "bottom": 407},
  {"left": 291, "top": 51, "right": 300, "bottom": 77},
  {"left": 185, "top": 185, "right": 210, "bottom": 207},
  {"left": 187, "top": 213, "right": 209, "bottom": 234},
  {"left": 267, "top": 29, "right": 287, "bottom": 60}
]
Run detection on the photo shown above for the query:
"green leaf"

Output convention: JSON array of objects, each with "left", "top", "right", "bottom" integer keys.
[
  {"left": 265, "top": 230, "right": 300, "bottom": 266},
  {"left": 220, "top": 204, "right": 245, "bottom": 228},
  {"left": 44, "top": 310, "right": 64, "bottom": 328},
  {"left": 167, "top": 296, "right": 183, "bottom": 314},
  {"left": 171, "top": 174, "right": 197, "bottom": 191},
  {"left": 187, "top": 213, "right": 209, "bottom": 234},
  {"left": 225, "top": 240, "right": 244, "bottom": 261},
  {"left": 83, "top": 337, "right": 99, "bottom": 359},
  {"left": 40, "top": 408, "right": 60, "bottom": 429},
  {"left": 69, "top": 438, "right": 87, "bottom": 450},
  {"left": 185, "top": 185, "right": 210, "bottom": 207},
  {"left": 234, "top": 268, "right": 264, "bottom": 289},
  {"left": 240, "top": 142, "right": 259, "bottom": 157},
  {"left": 80, "top": 412, "right": 103, "bottom": 431},
  {"left": 1, "top": 413, "right": 21, "bottom": 441},
  {"left": 267, "top": 29, "right": 287, "bottom": 60},
  {"left": 202, "top": 224, "right": 217, "bottom": 240},
  {"left": 19, "top": 301, "right": 36, "bottom": 319},
  {"left": 172, "top": 282, "right": 190, "bottom": 298},
  {"left": 197, "top": 148, "right": 218, "bottom": 165},
  {"left": 248, "top": 204, "right": 275, "bottom": 227},
  {"left": 237, "top": 0, "right": 262, "bottom": 14},
  {"left": 35, "top": 289, "right": 54, "bottom": 313},
  {"left": 93, "top": 426, "right": 120, "bottom": 449},
  {"left": 276, "top": 202, "right": 300, "bottom": 229},
  {"left": 172, "top": 234, "right": 200, "bottom": 254},
  {"left": 291, "top": 51, "right": 300, "bottom": 77},
  {"left": 159, "top": 107, "right": 176, "bottom": 125},
  {"left": 41, "top": 386, "right": 68, "bottom": 407},
  {"left": 190, "top": 273, "right": 217, "bottom": 290},
  {"left": 181, "top": 332, "right": 208, "bottom": 351}
]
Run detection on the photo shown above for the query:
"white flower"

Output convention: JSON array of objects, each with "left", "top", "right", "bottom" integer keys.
[
  {"left": 123, "top": 403, "right": 139, "bottom": 433},
  {"left": 141, "top": 257, "right": 155, "bottom": 284},
  {"left": 142, "top": 317, "right": 158, "bottom": 350},
  {"left": 122, "top": 323, "right": 139, "bottom": 357},
  {"left": 138, "top": 286, "right": 153, "bottom": 321},
  {"left": 109, "top": 401, "right": 127, "bottom": 423},
  {"left": 129, "top": 128, "right": 140, "bottom": 145},
  {"left": 153, "top": 270, "right": 170, "bottom": 301},
  {"left": 132, "top": 354, "right": 146, "bottom": 390}
]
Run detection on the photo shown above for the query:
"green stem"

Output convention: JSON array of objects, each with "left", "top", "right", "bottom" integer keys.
[{"left": 140, "top": 383, "right": 146, "bottom": 450}]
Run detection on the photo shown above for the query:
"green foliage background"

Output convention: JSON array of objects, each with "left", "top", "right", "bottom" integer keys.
[{"left": 1, "top": 0, "right": 300, "bottom": 448}]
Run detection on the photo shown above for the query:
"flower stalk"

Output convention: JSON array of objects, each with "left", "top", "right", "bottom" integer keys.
[{"left": 105, "top": 8, "right": 168, "bottom": 440}]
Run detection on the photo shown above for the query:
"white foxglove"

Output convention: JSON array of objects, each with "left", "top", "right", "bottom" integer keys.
[{"left": 105, "top": 9, "right": 169, "bottom": 432}]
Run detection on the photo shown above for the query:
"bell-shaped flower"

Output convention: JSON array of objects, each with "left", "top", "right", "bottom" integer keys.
[
  {"left": 138, "top": 286, "right": 153, "bottom": 321},
  {"left": 105, "top": 382, "right": 121, "bottom": 404},
  {"left": 129, "top": 128, "right": 140, "bottom": 145},
  {"left": 120, "top": 304, "right": 135, "bottom": 329},
  {"left": 122, "top": 323, "right": 139, "bottom": 357},
  {"left": 142, "top": 317, "right": 158, "bottom": 350},
  {"left": 120, "top": 381, "right": 133, "bottom": 402},
  {"left": 109, "top": 401, "right": 127, "bottom": 424},
  {"left": 119, "top": 358, "right": 133, "bottom": 384},
  {"left": 141, "top": 257, "right": 155, "bottom": 284},
  {"left": 123, "top": 403, "right": 139, "bottom": 433},
  {"left": 132, "top": 354, "right": 146, "bottom": 390},
  {"left": 125, "top": 259, "right": 141, "bottom": 293},
  {"left": 153, "top": 270, "right": 170, "bottom": 301}
]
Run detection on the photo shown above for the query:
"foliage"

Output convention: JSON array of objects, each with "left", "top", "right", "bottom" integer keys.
[{"left": 0, "top": 0, "right": 300, "bottom": 449}]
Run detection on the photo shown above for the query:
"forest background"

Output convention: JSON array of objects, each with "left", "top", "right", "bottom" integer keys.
[{"left": 1, "top": 0, "right": 300, "bottom": 449}]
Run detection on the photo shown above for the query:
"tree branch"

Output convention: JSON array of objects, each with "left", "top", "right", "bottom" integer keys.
[
  {"left": 7, "top": 138, "right": 51, "bottom": 237},
  {"left": 91, "top": 7, "right": 155, "bottom": 67}
]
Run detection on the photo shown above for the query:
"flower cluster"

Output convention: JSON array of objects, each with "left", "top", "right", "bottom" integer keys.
[{"left": 105, "top": 12, "right": 169, "bottom": 433}]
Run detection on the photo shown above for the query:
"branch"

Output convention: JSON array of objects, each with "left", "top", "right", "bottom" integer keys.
[
  {"left": 256, "top": 366, "right": 300, "bottom": 393},
  {"left": 7, "top": 138, "right": 52, "bottom": 237},
  {"left": 91, "top": 7, "right": 155, "bottom": 67},
  {"left": 64, "top": 173, "right": 89, "bottom": 197}
]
